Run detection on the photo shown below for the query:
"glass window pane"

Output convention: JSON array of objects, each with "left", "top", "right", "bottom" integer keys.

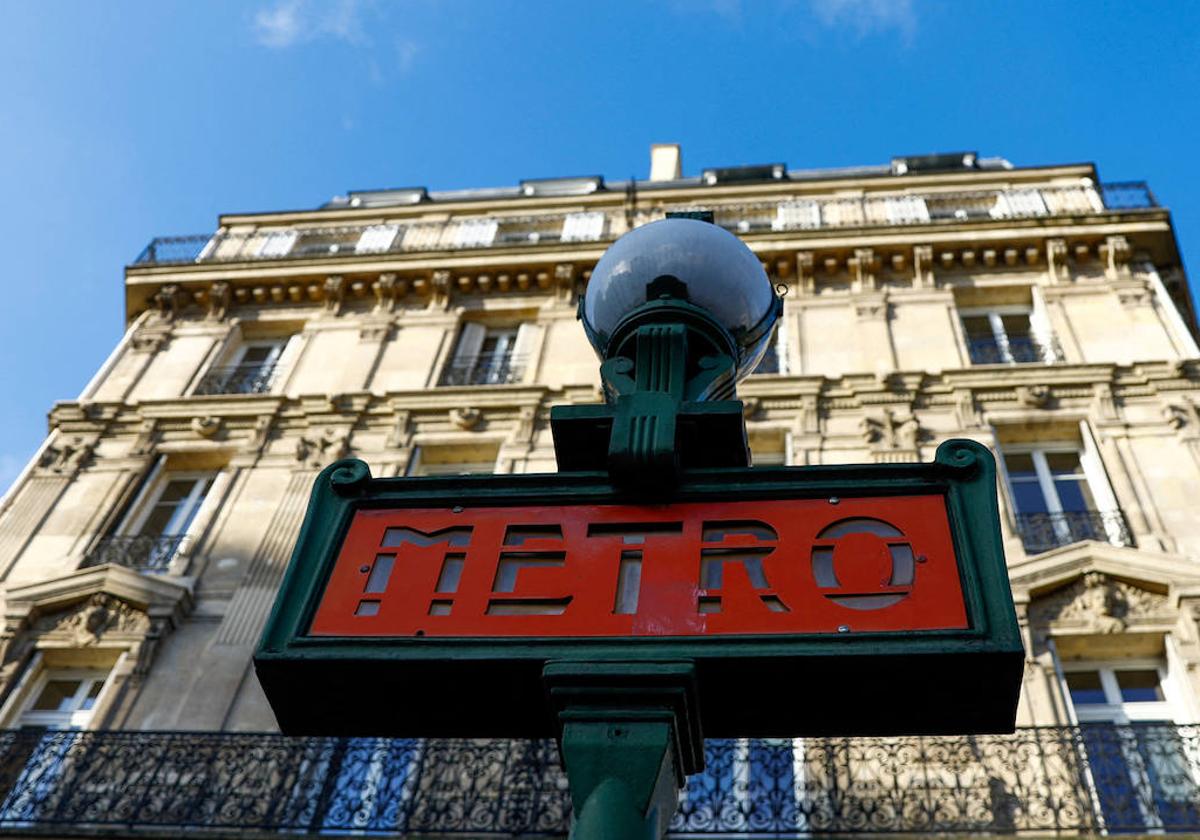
[
  {"left": 1116, "top": 670, "right": 1164, "bottom": 702},
  {"left": 1066, "top": 672, "right": 1108, "bottom": 705},
  {"left": 1011, "top": 482, "right": 1051, "bottom": 514},
  {"left": 1053, "top": 477, "right": 1096, "bottom": 513},
  {"left": 32, "top": 680, "right": 82, "bottom": 712},
  {"left": 1045, "top": 452, "right": 1086, "bottom": 477},
  {"left": 1004, "top": 453, "right": 1038, "bottom": 478},
  {"left": 240, "top": 345, "right": 277, "bottom": 365},
  {"left": 999, "top": 313, "right": 1032, "bottom": 337},
  {"left": 156, "top": 480, "right": 194, "bottom": 503},
  {"left": 962, "top": 316, "right": 993, "bottom": 339},
  {"left": 79, "top": 680, "right": 105, "bottom": 711}
]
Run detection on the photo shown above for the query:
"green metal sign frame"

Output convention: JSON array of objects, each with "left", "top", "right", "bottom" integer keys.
[{"left": 255, "top": 438, "right": 1023, "bottom": 739}]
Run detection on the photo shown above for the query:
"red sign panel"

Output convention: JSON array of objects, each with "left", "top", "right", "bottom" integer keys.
[{"left": 310, "top": 495, "right": 967, "bottom": 638}]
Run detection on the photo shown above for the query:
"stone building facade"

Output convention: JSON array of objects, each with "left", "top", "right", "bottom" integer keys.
[{"left": 0, "top": 146, "right": 1197, "bottom": 834}]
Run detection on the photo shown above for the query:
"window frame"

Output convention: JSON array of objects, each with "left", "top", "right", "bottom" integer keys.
[
  {"left": 17, "top": 667, "right": 113, "bottom": 731},
  {"left": 960, "top": 304, "right": 1035, "bottom": 365}
]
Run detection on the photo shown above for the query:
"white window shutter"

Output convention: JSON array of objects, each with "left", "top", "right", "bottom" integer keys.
[
  {"left": 884, "top": 196, "right": 930, "bottom": 224},
  {"left": 256, "top": 230, "right": 298, "bottom": 258},
  {"left": 1007, "top": 189, "right": 1048, "bottom": 217},
  {"left": 452, "top": 323, "right": 487, "bottom": 366},
  {"left": 451, "top": 219, "right": 498, "bottom": 248},
  {"left": 401, "top": 224, "right": 441, "bottom": 251},
  {"left": 1029, "top": 287, "right": 1059, "bottom": 363},
  {"left": 561, "top": 212, "right": 606, "bottom": 242},
  {"left": 772, "top": 200, "right": 821, "bottom": 231},
  {"left": 510, "top": 322, "right": 541, "bottom": 383},
  {"left": 1077, "top": 421, "right": 1126, "bottom": 545},
  {"left": 355, "top": 225, "right": 399, "bottom": 254},
  {"left": 118, "top": 456, "right": 167, "bottom": 536},
  {"left": 271, "top": 333, "right": 305, "bottom": 394}
]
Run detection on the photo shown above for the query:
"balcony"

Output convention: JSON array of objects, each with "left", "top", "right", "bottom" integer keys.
[
  {"left": 967, "top": 334, "right": 1063, "bottom": 365},
  {"left": 1015, "top": 510, "right": 1134, "bottom": 554},
  {"left": 83, "top": 535, "right": 188, "bottom": 573},
  {"left": 438, "top": 352, "right": 527, "bottom": 387},
  {"left": 0, "top": 725, "right": 1196, "bottom": 836},
  {"left": 131, "top": 182, "right": 1157, "bottom": 267},
  {"left": 192, "top": 362, "right": 278, "bottom": 396}
]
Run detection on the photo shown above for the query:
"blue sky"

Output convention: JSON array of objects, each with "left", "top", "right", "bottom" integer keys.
[{"left": 1, "top": 0, "right": 1198, "bottom": 489}]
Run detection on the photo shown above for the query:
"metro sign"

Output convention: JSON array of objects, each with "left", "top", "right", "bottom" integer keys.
[{"left": 256, "top": 439, "right": 1024, "bottom": 738}]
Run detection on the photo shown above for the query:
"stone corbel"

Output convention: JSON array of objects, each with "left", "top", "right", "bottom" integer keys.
[
  {"left": 152, "top": 284, "right": 188, "bottom": 321},
  {"left": 1099, "top": 236, "right": 1133, "bottom": 281},
  {"left": 384, "top": 408, "right": 413, "bottom": 450},
  {"left": 1093, "top": 382, "right": 1119, "bottom": 421},
  {"left": 1016, "top": 384, "right": 1052, "bottom": 409},
  {"left": 1046, "top": 238, "right": 1070, "bottom": 284},
  {"left": 128, "top": 419, "right": 159, "bottom": 457},
  {"left": 322, "top": 275, "right": 346, "bottom": 316},
  {"left": 372, "top": 273, "right": 406, "bottom": 313},
  {"left": 848, "top": 248, "right": 878, "bottom": 291},
  {"left": 508, "top": 406, "right": 538, "bottom": 446},
  {"left": 796, "top": 251, "right": 815, "bottom": 294},
  {"left": 912, "top": 245, "right": 934, "bottom": 288},
  {"left": 207, "top": 281, "right": 232, "bottom": 321},
  {"left": 554, "top": 263, "right": 577, "bottom": 303},
  {"left": 449, "top": 407, "right": 482, "bottom": 431}
]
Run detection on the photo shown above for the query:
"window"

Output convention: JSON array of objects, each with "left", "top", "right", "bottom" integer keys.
[
  {"left": 439, "top": 323, "right": 534, "bottom": 386},
  {"left": 1001, "top": 429, "right": 1130, "bottom": 553},
  {"left": 195, "top": 335, "right": 297, "bottom": 396},
  {"left": 772, "top": 199, "right": 821, "bottom": 231},
  {"left": 355, "top": 224, "right": 399, "bottom": 254},
  {"left": 406, "top": 445, "right": 497, "bottom": 476},
  {"left": 255, "top": 230, "right": 298, "bottom": 258},
  {"left": 961, "top": 306, "right": 1061, "bottom": 364},
  {"left": 91, "top": 467, "right": 216, "bottom": 572},
  {"left": 560, "top": 212, "right": 606, "bottom": 242},
  {"left": 18, "top": 670, "right": 110, "bottom": 730},
  {"left": 1062, "top": 660, "right": 1199, "bottom": 832}
]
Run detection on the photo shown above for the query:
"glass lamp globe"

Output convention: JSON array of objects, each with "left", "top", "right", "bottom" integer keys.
[{"left": 582, "top": 218, "right": 778, "bottom": 379}]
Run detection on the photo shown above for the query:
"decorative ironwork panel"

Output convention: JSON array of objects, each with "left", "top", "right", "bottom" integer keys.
[
  {"left": 193, "top": 362, "right": 279, "bottom": 396},
  {"left": 0, "top": 726, "right": 1197, "bottom": 835},
  {"left": 1014, "top": 510, "right": 1134, "bottom": 554},
  {"left": 84, "top": 534, "right": 189, "bottom": 572},
  {"left": 967, "top": 336, "right": 1062, "bottom": 365},
  {"left": 438, "top": 353, "right": 527, "bottom": 387}
]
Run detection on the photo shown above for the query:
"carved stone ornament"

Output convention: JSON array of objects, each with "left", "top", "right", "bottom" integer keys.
[
  {"left": 36, "top": 436, "right": 95, "bottom": 476},
  {"left": 323, "top": 275, "right": 346, "bottom": 315},
  {"left": 1165, "top": 399, "right": 1200, "bottom": 431},
  {"left": 860, "top": 408, "right": 919, "bottom": 450},
  {"left": 1030, "top": 572, "right": 1170, "bottom": 634},
  {"left": 508, "top": 406, "right": 537, "bottom": 445},
  {"left": 1016, "top": 384, "right": 1052, "bottom": 409},
  {"left": 191, "top": 416, "right": 221, "bottom": 439},
  {"left": 207, "top": 281, "right": 232, "bottom": 320},
  {"left": 449, "top": 407, "right": 482, "bottom": 431},
  {"left": 741, "top": 397, "right": 762, "bottom": 420},
  {"left": 152, "top": 284, "right": 188, "bottom": 321},
  {"left": 34, "top": 593, "right": 150, "bottom": 647},
  {"left": 295, "top": 428, "right": 349, "bottom": 469}
]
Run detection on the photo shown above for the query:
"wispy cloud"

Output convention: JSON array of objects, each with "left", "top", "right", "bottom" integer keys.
[
  {"left": 809, "top": 0, "right": 917, "bottom": 40},
  {"left": 253, "top": 0, "right": 371, "bottom": 49}
]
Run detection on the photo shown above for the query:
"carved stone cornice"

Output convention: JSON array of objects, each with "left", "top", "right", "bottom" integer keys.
[{"left": 34, "top": 435, "right": 96, "bottom": 478}]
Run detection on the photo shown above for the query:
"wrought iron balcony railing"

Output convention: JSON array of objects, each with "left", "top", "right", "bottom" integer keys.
[
  {"left": 967, "top": 334, "right": 1063, "bottom": 365},
  {"left": 131, "top": 182, "right": 1157, "bottom": 267},
  {"left": 438, "top": 353, "right": 527, "bottom": 387},
  {"left": 84, "top": 534, "right": 189, "bottom": 573},
  {"left": 1015, "top": 510, "right": 1134, "bottom": 554},
  {"left": 0, "top": 725, "right": 1197, "bottom": 836},
  {"left": 192, "top": 362, "right": 279, "bottom": 396}
]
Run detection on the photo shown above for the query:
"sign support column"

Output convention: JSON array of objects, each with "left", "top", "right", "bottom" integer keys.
[{"left": 545, "top": 661, "right": 703, "bottom": 839}]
